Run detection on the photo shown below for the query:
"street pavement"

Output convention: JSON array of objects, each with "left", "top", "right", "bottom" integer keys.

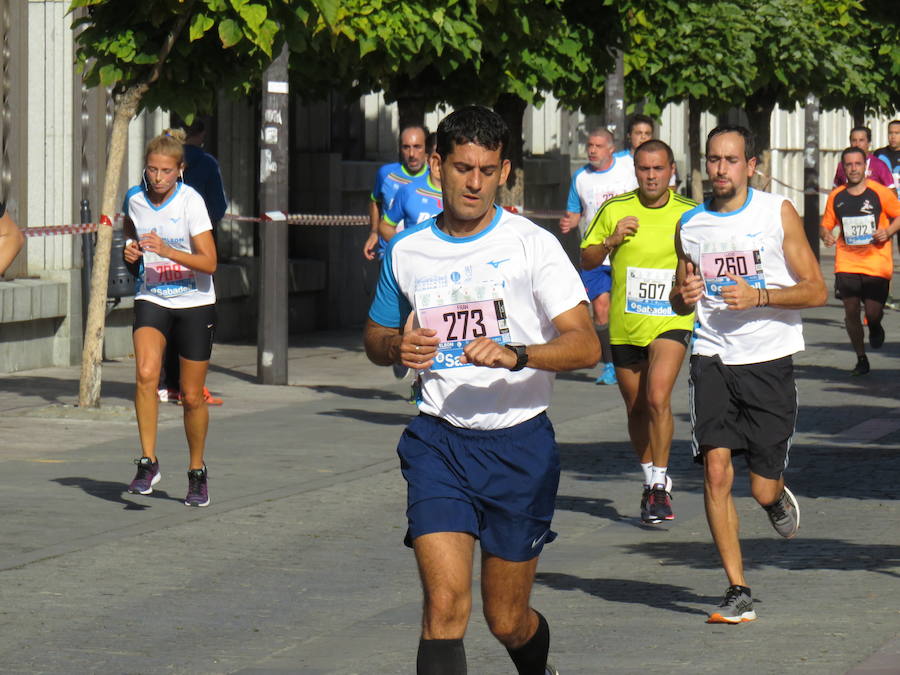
[{"left": 1, "top": 253, "right": 899, "bottom": 674}]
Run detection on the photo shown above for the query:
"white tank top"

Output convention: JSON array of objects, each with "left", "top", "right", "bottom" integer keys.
[{"left": 679, "top": 188, "right": 804, "bottom": 365}]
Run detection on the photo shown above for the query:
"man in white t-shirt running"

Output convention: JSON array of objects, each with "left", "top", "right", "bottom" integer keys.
[
  {"left": 671, "top": 125, "right": 826, "bottom": 625},
  {"left": 560, "top": 128, "right": 637, "bottom": 385},
  {"left": 365, "top": 106, "right": 599, "bottom": 675}
]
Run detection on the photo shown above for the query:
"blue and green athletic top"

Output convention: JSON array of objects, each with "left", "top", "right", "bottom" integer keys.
[{"left": 384, "top": 175, "right": 442, "bottom": 233}]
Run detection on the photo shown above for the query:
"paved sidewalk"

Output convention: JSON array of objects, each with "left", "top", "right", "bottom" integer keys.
[{"left": 0, "top": 261, "right": 899, "bottom": 673}]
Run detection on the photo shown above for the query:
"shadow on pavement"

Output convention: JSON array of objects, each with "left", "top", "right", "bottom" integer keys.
[
  {"left": 317, "top": 408, "right": 415, "bottom": 426},
  {"left": 0, "top": 376, "right": 134, "bottom": 404},
  {"left": 555, "top": 495, "right": 622, "bottom": 521},
  {"left": 304, "top": 384, "right": 407, "bottom": 401},
  {"left": 51, "top": 477, "right": 181, "bottom": 510},
  {"left": 535, "top": 572, "right": 714, "bottom": 615},
  {"left": 623, "top": 538, "right": 900, "bottom": 577}
]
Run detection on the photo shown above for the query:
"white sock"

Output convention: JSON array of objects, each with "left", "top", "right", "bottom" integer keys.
[
  {"left": 650, "top": 466, "right": 668, "bottom": 489},
  {"left": 641, "top": 462, "right": 653, "bottom": 487}
]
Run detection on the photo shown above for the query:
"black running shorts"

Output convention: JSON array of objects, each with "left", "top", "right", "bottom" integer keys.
[
  {"left": 133, "top": 300, "right": 216, "bottom": 362},
  {"left": 834, "top": 272, "right": 890, "bottom": 305},
  {"left": 688, "top": 354, "right": 796, "bottom": 479},
  {"left": 610, "top": 329, "right": 692, "bottom": 368}
]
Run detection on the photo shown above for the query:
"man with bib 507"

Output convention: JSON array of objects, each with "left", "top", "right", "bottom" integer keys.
[
  {"left": 365, "top": 107, "right": 599, "bottom": 675},
  {"left": 670, "top": 125, "right": 826, "bottom": 624},
  {"left": 581, "top": 140, "right": 697, "bottom": 524}
]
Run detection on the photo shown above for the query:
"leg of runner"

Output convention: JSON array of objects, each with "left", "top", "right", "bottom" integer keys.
[
  {"left": 703, "top": 447, "right": 745, "bottom": 587},
  {"left": 644, "top": 338, "right": 688, "bottom": 521},
  {"left": 134, "top": 326, "right": 166, "bottom": 462},
  {"left": 181, "top": 357, "right": 211, "bottom": 507},
  {"left": 593, "top": 293, "right": 616, "bottom": 385},
  {"left": 842, "top": 295, "right": 869, "bottom": 374},
  {"left": 180, "top": 357, "right": 210, "bottom": 471},
  {"left": 614, "top": 362, "right": 655, "bottom": 522},
  {"left": 414, "top": 532, "right": 474, "bottom": 674},
  {"left": 863, "top": 297, "right": 886, "bottom": 349},
  {"left": 481, "top": 553, "right": 552, "bottom": 674}
]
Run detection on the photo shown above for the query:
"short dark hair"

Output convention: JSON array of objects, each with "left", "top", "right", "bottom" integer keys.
[
  {"left": 887, "top": 120, "right": 900, "bottom": 130},
  {"left": 627, "top": 114, "right": 655, "bottom": 134},
  {"left": 587, "top": 127, "right": 614, "bottom": 144},
  {"left": 436, "top": 106, "right": 509, "bottom": 160},
  {"left": 399, "top": 124, "right": 429, "bottom": 144},
  {"left": 634, "top": 139, "right": 674, "bottom": 165},
  {"left": 706, "top": 125, "right": 756, "bottom": 161},
  {"left": 850, "top": 125, "right": 871, "bottom": 142},
  {"left": 841, "top": 146, "right": 867, "bottom": 164}
]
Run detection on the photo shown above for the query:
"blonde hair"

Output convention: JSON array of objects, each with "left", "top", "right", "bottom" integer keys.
[{"left": 145, "top": 128, "right": 186, "bottom": 164}]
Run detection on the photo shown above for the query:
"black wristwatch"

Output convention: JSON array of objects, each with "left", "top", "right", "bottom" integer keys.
[{"left": 505, "top": 343, "right": 529, "bottom": 371}]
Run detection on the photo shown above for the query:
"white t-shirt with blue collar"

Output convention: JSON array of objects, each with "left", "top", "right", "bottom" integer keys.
[{"left": 370, "top": 206, "right": 587, "bottom": 430}]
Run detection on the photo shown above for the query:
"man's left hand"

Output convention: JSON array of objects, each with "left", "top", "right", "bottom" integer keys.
[
  {"left": 460, "top": 337, "right": 517, "bottom": 369},
  {"left": 721, "top": 274, "right": 761, "bottom": 311}
]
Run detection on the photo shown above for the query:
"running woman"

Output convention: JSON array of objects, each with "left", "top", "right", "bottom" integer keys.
[
  {"left": 671, "top": 126, "right": 826, "bottom": 623},
  {"left": 581, "top": 140, "right": 697, "bottom": 524},
  {"left": 123, "top": 129, "right": 217, "bottom": 507}
]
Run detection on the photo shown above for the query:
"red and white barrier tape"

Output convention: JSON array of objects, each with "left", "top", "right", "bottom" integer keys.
[{"left": 21, "top": 208, "right": 571, "bottom": 238}]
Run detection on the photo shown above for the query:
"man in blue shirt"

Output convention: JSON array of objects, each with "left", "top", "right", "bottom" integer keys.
[{"left": 362, "top": 125, "right": 430, "bottom": 260}]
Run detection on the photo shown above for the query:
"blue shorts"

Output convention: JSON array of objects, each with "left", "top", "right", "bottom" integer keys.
[
  {"left": 581, "top": 265, "right": 612, "bottom": 301},
  {"left": 397, "top": 412, "right": 560, "bottom": 562}
]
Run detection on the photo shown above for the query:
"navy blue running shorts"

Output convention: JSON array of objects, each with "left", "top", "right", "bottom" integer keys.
[
  {"left": 580, "top": 265, "right": 612, "bottom": 302},
  {"left": 397, "top": 412, "right": 560, "bottom": 562},
  {"left": 133, "top": 300, "right": 216, "bottom": 362}
]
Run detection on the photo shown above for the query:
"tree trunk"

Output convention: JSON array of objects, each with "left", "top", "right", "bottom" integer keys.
[
  {"left": 494, "top": 93, "right": 527, "bottom": 209},
  {"left": 744, "top": 93, "right": 775, "bottom": 191},
  {"left": 604, "top": 49, "right": 625, "bottom": 149},
  {"left": 688, "top": 98, "right": 704, "bottom": 202},
  {"left": 77, "top": 4, "right": 193, "bottom": 407},
  {"left": 851, "top": 103, "right": 865, "bottom": 129},
  {"left": 396, "top": 95, "right": 425, "bottom": 132},
  {"left": 78, "top": 85, "right": 146, "bottom": 407}
]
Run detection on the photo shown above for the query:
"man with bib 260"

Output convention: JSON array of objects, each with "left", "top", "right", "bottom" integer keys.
[
  {"left": 364, "top": 107, "right": 599, "bottom": 675},
  {"left": 820, "top": 146, "right": 900, "bottom": 376},
  {"left": 670, "top": 125, "right": 826, "bottom": 624},
  {"left": 580, "top": 140, "right": 697, "bottom": 525}
]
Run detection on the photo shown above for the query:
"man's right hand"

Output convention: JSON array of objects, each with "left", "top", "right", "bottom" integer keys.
[
  {"left": 559, "top": 213, "right": 577, "bottom": 234},
  {"left": 123, "top": 239, "right": 143, "bottom": 264},
  {"left": 819, "top": 226, "right": 836, "bottom": 248},
  {"left": 608, "top": 215, "right": 639, "bottom": 247},
  {"left": 362, "top": 232, "right": 379, "bottom": 260},
  {"left": 400, "top": 311, "right": 440, "bottom": 369},
  {"left": 673, "top": 261, "right": 704, "bottom": 309}
]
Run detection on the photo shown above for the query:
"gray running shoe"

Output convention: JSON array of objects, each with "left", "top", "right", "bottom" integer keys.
[
  {"left": 764, "top": 486, "right": 799, "bottom": 538},
  {"left": 184, "top": 466, "right": 210, "bottom": 507},
  {"left": 392, "top": 362, "right": 410, "bottom": 379},
  {"left": 707, "top": 585, "right": 757, "bottom": 624},
  {"left": 545, "top": 660, "right": 560, "bottom": 675},
  {"left": 127, "top": 457, "right": 160, "bottom": 495}
]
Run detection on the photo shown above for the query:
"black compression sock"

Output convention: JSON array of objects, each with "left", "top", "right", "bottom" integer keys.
[
  {"left": 417, "top": 638, "right": 466, "bottom": 675},
  {"left": 506, "top": 611, "right": 550, "bottom": 675}
]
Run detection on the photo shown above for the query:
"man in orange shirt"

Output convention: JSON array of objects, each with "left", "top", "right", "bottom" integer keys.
[{"left": 820, "top": 146, "right": 900, "bottom": 375}]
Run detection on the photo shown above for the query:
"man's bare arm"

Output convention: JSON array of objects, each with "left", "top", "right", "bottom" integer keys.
[
  {"left": 461, "top": 302, "right": 600, "bottom": 372},
  {"left": 0, "top": 210, "right": 24, "bottom": 276},
  {"left": 669, "top": 223, "right": 702, "bottom": 315},
  {"left": 767, "top": 201, "right": 827, "bottom": 309}
]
